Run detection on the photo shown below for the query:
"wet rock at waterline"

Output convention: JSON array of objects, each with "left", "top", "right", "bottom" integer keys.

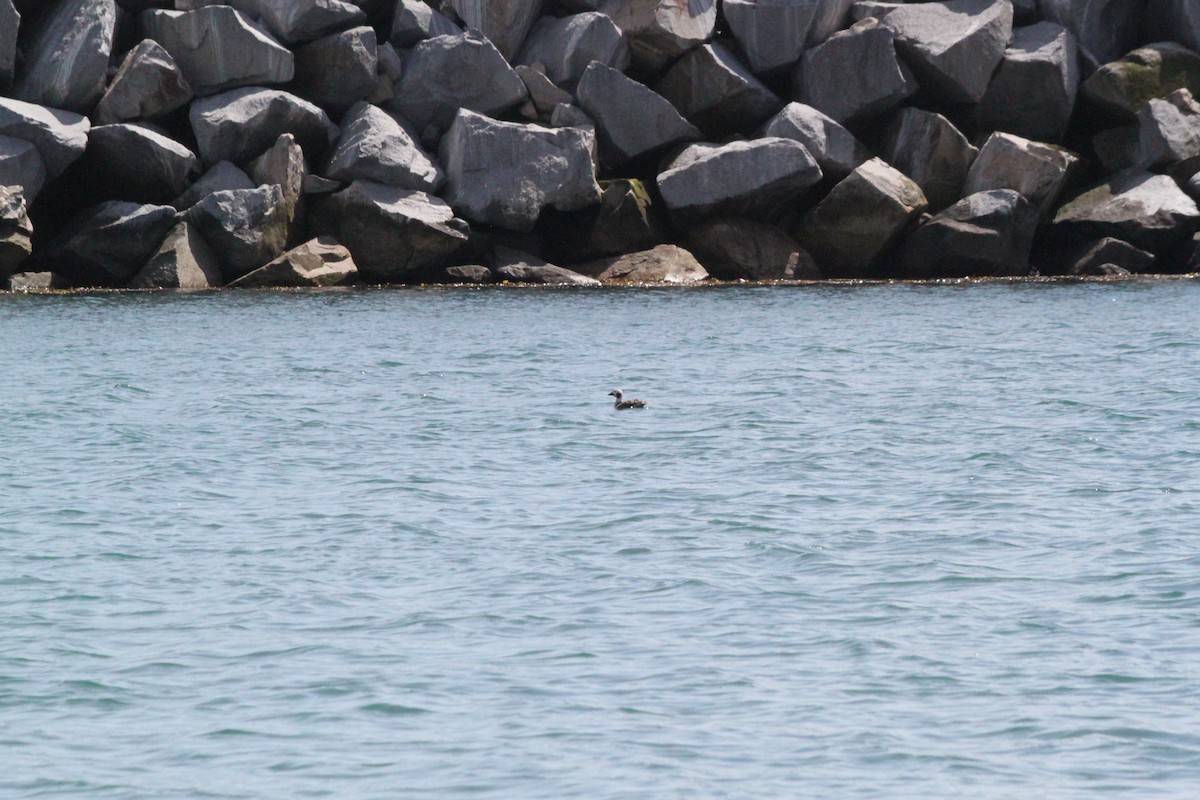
[
  {"left": 576, "top": 244, "right": 709, "bottom": 283},
  {"left": 130, "top": 220, "right": 224, "bottom": 289},
  {"left": 685, "top": 218, "right": 819, "bottom": 280},
  {"left": 902, "top": 189, "right": 1039, "bottom": 278},
  {"left": 0, "top": 185, "right": 32, "bottom": 278},
  {"left": 228, "top": 236, "right": 357, "bottom": 287},
  {"left": 185, "top": 185, "right": 292, "bottom": 281},
  {"left": 41, "top": 201, "right": 178, "bottom": 287}
]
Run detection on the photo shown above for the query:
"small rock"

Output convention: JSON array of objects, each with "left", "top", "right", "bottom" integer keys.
[
  {"left": 575, "top": 62, "right": 700, "bottom": 166},
  {"left": 549, "top": 103, "right": 595, "bottom": 129},
  {"left": 882, "top": 108, "right": 978, "bottom": 212},
  {"left": 793, "top": 18, "right": 916, "bottom": 124},
  {"left": 0, "top": 185, "right": 33, "bottom": 278},
  {"left": 1052, "top": 170, "right": 1200, "bottom": 255},
  {"left": 655, "top": 42, "right": 782, "bottom": 136},
  {"left": 171, "top": 160, "right": 255, "bottom": 211},
  {"left": 515, "top": 65, "right": 574, "bottom": 118},
  {"left": 292, "top": 26, "right": 378, "bottom": 117},
  {"left": 517, "top": 12, "right": 629, "bottom": 90},
  {"left": 7, "top": 272, "right": 57, "bottom": 291},
  {"left": 1068, "top": 236, "right": 1155, "bottom": 276},
  {"left": 391, "top": 0, "right": 459, "bottom": 48},
  {"left": 600, "top": 0, "right": 717, "bottom": 74},
  {"left": 323, "top": 101, "right": 443, "bottom": 193},
  {"left": 762, "top": 102, "right": 871, "bottom": 181},
  {"left": 963, "top": 132, "right": 1080, "bottom": 219},
  {"left": 0, "top": 99, "right": 90, "bottom": 182},
  {"left": 92, "top": 39, "right": 194, "bottom": 125},
  {"left": 433, "top": 264, "right": 494, "bottom": 284},
  {"left": 685, "top": 218, "right": 818, "bottom": 280},
  {"left": 185, "top": 185, "right": 292, "bottom": 281},
  {"left": 576, "top": 244, "right": 708, "bottom": 283},
  {"left": 84, "top": 123, "right": 201, "bottom": 203},
  {"left": 228, "top": 236, "right": 357, "bottom": 287},
  {"left": 0, "top": 135, "right": 47, "bottom": 202},
  {"left": 45, "top": 201, "right": 178, "bottom": 287},
  {"left": 130, "top": 220, "right": 224, "bottom": 288},
  {"left": 1080, "top": 42, "right": 1200, "bottom": 122},
  {"left": 973, "top": 21, "right": 1079, "bottom": 144},
  {"left": 14, "top": 0, "right": 115, "bottom": 114},
  {"left": 190, "top": 87, "right": 339, "bottom": 167},
  {"left": 492, "top": 247, "right": 600, "bottom": 285},
  {"left": 901, "top": 189, "right": 1039, "bottom": 278}
]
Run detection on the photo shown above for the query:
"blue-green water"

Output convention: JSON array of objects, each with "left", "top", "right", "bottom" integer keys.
[{"left": 3, "top": 283, "right": 1200, "bottom": 798}]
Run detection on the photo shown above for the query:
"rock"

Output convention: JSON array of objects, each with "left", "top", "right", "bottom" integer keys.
[
  {"left": 1143, "top": 1, "right": 1200, "bottom": 54},
  {"left": 322, "top": 101, "right": 443, "bottom": 192},
  {"left": 880, "top": 0, "right": 1013, "bottom": 105},
  {"left": 292, "top": 26, "right": 378, "bottom": 117},
  {"left": 433, "top": 264, "right": 494, "bottom": 284},
  {"left": 224, "top": 0, "right": 366, "bottom": 45},
  {"left": 654, "top": 42, "right": 782, "bottom": 135},
  {"left": 575, "top": 62, "right": 700, "bottom": 166},
  {"left": 723, "top": 0, "right": 822, "bottom": 75},
  {"left": 391, "top": 32, "right": 528, "bottom": 134},
  {"left": 1068, "top": 236, "right": 1155, "bottom": 276},
  {"left": 761, "top": 102, "right": 870, "bottom": 181},
  {"left": 515, "top": 65, "right": 574, "bottom": 118},
  {"left": 0, "top": 135, "right": 47, "bottom": 202},
  {"left": 7, "top": 272, "right": 57, "bottom": 291},
  {"left": 1080, "top": 42, "right": 1200, "bottom": 122},
  {"left": 549, "top": 103, "right": 594, "bottom": 129},
  {"left": 1093, "top": 124, "right": 1139, "bottom": 173},
  {"left": 517, "top": 12, "right": 629, "bottom": 91},
  {"left": 492, "top": 247, "right": 600, "bottom": 285},
  {"left": 141, "top": 7, "right": 294, "bottom": 97},
  {"left": 1188, "top": 173, "right": 1200, "bottom": 203},
  {"left": 45, "top": 201, "right": 177, "bottom": 287},
  {"left": 1052, "top": 170, "right": 1200, "bottom": 254},
  {"left": 0, "top": 0, "right": 16, "bottom": 92},
  {"left": 901, "top": 189, "right": 1039, "bottom": 278},
  {"left": 391, "top": 0, "right": 459, "bottom": 48},
  {"left": 544, "top": 178, "right": 664, "bottom": 262},
  {"left": 963, "top": 132, "right": 1080, "bottom": 219},
  {"left": 795, "top": 157, "right": 928, "bottom": 278},
  {"left": 130, "top": 219, "right": 224, "bottom": 288},
  {"left": 1134, "top": 88, "right": 1200, "bottom": 170},
  {"left": 1038, "top": 0, "right": 1142, "bottom": 69},
  {"left": 600, "top": 0, "right": 717, "bottom": 74},
  {"left": 190, "top": 87, "right": 338, "bottom": 167},
  {"left": 655, "top": 137, "right": 823, "bottom": 225},
  {"left": 0, "top": 98, "right": 90, "bottom": 180},
  {"left": 0, "top": 185, "right": 33, "bottom": 278},
  {"left": 92, "top": 39, "right": 194, "bottom": 125},
  {"left": 310, "top": 180, "right": 468, "bottom": 281},
  {"left": 14, "top": 0, "right": 115, "bottom": 114},
  {"left": 882, "top": 108, "right": 978, "bottom": 212},
  {"left": 445, "top": 0, "right": 545, "bottom": 61},
  {"left": 685, "top": 218, "right": 818, "bottom": 280},
  {"left": 171, "top": 160, "right": 254, "bottom": 211},
  {"left": 84, "top": 123, "right": 200, "bottom": 203},
  {"left": 228, "top": 236, "right": 356, "bottom": 287},
  {"left": 439, "top": 109, "right": 600, "bottom": 232},
  {"left": 973, "top": 22, "right": 1079, "bottom": 144},
  {"left": 185, "top": 185, "right": 291, "bottom": 280},
  {"left": 302, "top": 173, "right": 342, "bottom": 195},
  {"left": 793, "top": 18, "right": 916, "bottom": 125},
  {"left": 248, "top": 133, "right": 306, "bottom": 240},
  {"left": 808, "top": 0, "right": 856, "bottom": 44},
  {"left": 576, "top": 244, "right": 708, "bottom": 283}
]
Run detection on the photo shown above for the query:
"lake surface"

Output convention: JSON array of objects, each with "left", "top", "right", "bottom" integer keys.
[{"left": 3, "top": 282, "right": 1200, "bottom": 798}]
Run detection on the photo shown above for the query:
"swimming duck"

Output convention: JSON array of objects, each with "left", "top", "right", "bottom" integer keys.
[{"left": 609, "top": 389, "right": 646, "bottom": 409}]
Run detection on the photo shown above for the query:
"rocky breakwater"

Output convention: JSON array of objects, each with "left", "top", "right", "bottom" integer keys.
[{"left": 2, "top": 0, "right": 1200, "bottom": 290}]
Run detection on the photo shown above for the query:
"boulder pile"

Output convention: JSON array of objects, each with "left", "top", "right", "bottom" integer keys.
[{"left": 2, "top": 0, "right": 1200, "bottom": 289}]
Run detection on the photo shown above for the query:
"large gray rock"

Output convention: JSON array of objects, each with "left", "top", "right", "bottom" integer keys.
[
  {"left": 600, "top": 0, "right": 717, "bottom": 74},
  {"left": 793, "top": 18, "right": 916, "bottom": 124},
  {"left": 685, "top": 218, "right": 818, "bottom": 280},
  {"left": 882, "top": 108, "right": 978, "bottom": 211},
  {"left": 391, "top": 32, "right": 528, "bottom": 134},
  {"left": 310, "top": 180, "right": 469, "bottom": 281},
  {"left": 141, "top": 7, "right": 294, "bottom": 96},
  {"left": 655, "top": 42, "right": 782, "bottom": 135},
  {"left": 1068, "top": 236, "right": 1155, "bottom": 276},
  {"left": 228, "top": 236, "right": 357, "bottom": 287},
  {"left": 0, "top": 136, "right": 47, "bottom": 202},
  {"left": 248, "top": 133, "right": 307, "bottom": 243},
  {"left": 190, "top": 87, "right": 338, "bottom": 167},
  {"left": 440, "top": 109, "right": 600, "bottom": 232},
  {"left": 223, "top": 0, "right": 366, "bottom": 44},
  {"left": 185, "top": 185, "right": 292, "bottom": 280},
  {"left": 84, "top": 123, "right": 201, "bottom": 203},
  {"left": 762, "top": 102, "right": 871, "bottom": 180},
  {"left": 963, "top": 132, "right": 1080, "bottom": 218},
  {"left": 171, "top": 160, "right": 255, "bottom": 211},
  {"left": 880, "top": 0, "right": 1013, "bottom": 105},
  {"left": 1037, "top": 0, "right": 1142, "bottom": 69},
  {"left": 1052, "top": 170, "right": 1200, "bottom": 254},
  {"left": 808, "top": 0, "right": 856, "bottom": 44},
  {"left": 14, "top": 0, "right": 115, "bottom": 113},
  {"left": 794, "top": 157, "right": 928, "bottom": 277},
  {"left": 92, "top": 40, "right": 194, "bottom": 125},
  {"left": 130, "top": 220, "right": 224, "bottom": 288},
  {"left": 446, "top": 0, "right": 545, "bottom": 61},
  {"left": 46, "top": 201, "right": 177, "bottom": 286},
  {"left": 1143, "top": 0, "right": 1200, "bottom": 54},
  {"left": 656, "top": 137, "right": 823, "bottom": 225},
  {"left": 974, "top": 22, "right": 1078, "bottom": 144},
  {"left": 1081, "top": 43, "right": 1200, "bottom": 122},
  {"left": 292, "top": 26, "right": 378, "bottom": 117},
  {"left": 1133, "top": 88, "right": 1200, "bottom": 170},
  {"left": 724, "top": 0, "right": 821, "bottom": 75},
  {"left": 390, "top": 0, "right": 459, "bottom": 48},
  {"left": 575, "top": 62, "right": 699, "bottom": 166},
  {"left": 0, "top": 98, "right": 90, "bottom": 181},
  {"left": 902, "top": 189, "right": 1039, "bottom": 278},
  {"left": 517, "top": 12, "right": 629, "bottom": 90},
  {"left": 577, "top": 244, "right": 708, "bottom": 283},
  {"left": 323, "top": 102, "right": 443, "bottom": 192},
  {"left": 1, "top": 0, "right": 19, "bottom": 92},
  {"left": 0, "top": 185, "right": 32, "bottom": 278}
]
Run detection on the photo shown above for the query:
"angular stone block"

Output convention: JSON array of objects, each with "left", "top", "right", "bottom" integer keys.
[
  {"left": 0, "top": 135, "right": 47, "bottom": 202},
  {"left": 517, "top": 12, "right": 629, "bottom": 90},
  {"left": 228, "top": 236, "right": 357, "bottom": 287},
  {"left": 190, "top": 87, "right": 338, "bottom": 167},
  {"left": 14, "top": 0, "right": 115, "bottom": 114},
  {"left": 655, "top": 42, "right": 781, "bottom": 135},
  {"left": 724, "top": 0, "right": 821, "bottom": 75},
  {"left": 793, "top": 18, "right": 916, "bottom": 124},
  {"left": 46, "top": 201, "right": 178, "bottom": 287},
  {"left": 171, "top": 160, "right": 255, "bottom": 211},
  {"left": 575, "top": 62, "right": 699, "bottom": 166},
  {"left": 0, "top": 98, "right": 90, "bottom": 181},
  {"left": 225, "top": 0, "right": 366, "bottom": 45},
  {"left": 93, "top": 39, "right": 194, "bottom": 125},
  {"left": 446, "top": 0, "right": 545, "bottom": 61},
  {"left": 391, "top": 0, "right": 459, "bottom": 48},
  {"left": 293, "top": 26, "right": 378, "bottom": 117},
  {"left": 685, "top": 218, "right": 817, "bottom": 280},
  {"left": 762, "top": 101, "right": 871, "bottom": 180},
  {"left": 1134, "top": 88, "right": 1200, "bottom": 170},
  {"left": 0, "top": 185, "right": 33, "bottom": 278},
  {"left": 1080, "top": 42, "right": 1200, "bottom": 122},
  {"left": 1052, "top": 170, "right": 1200, "bottom": 254},
  {"left": 600, "top": 0, "right": 716, "bottom": 73},
  {"left": 1068, "top": 236, "right": 1155, "bottom": 276},
  {"left": 1038, "top": 0, "right": 1142, "bottom": 69},
  {"left": 974, "top": 22, "right": 1079, "bottom": 144},
  {"left": 185, "top": 185, "right": 292, "bottom": 280},
  {"left": 882, "top": 108, "right": 978, "bottom": 212},
  {"left": 130, "top": 220, "right": 224, "bottom": 288},
  {"left": 963, "top": 132, "right": 1080, "bottom": 218},
  {"left": 576, "top": 244, "right": 708, "bottom": 283},
  {"left": 902, "top": 189, "right": 1039, "bottom": 278},
  {"left": 323, "top": 102, "right": 443, "bottom": 193}
]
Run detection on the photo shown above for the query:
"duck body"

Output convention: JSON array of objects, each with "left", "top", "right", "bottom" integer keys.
[{"left": 609, "top": 389, "right": 646, "bottom": 409}]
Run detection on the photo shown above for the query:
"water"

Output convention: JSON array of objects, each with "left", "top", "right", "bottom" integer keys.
[{"left": 3, "top": 282, "right": 1200, "bottom": 798}]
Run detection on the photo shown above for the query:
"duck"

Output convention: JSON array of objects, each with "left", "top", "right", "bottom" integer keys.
[{"left": 609, "top": 389, "right": 646, "bottom": 409}]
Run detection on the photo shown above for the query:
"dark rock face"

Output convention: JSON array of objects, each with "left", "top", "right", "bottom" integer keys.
[
  {"left": 1143, "top": 0, "right": 1200, "bottom": 54},
  {"left": 1052, "top": 170, "right": 1200, "bottom": 254},
  {"left": 1038, "top": 0, "right": 1142, "bottom": 69},
  {"left": 544, "top": 179, "right": 664, "bottom": 262},
  {"left": 130, "top": 219, "right": 224, "bottom": 288},
  {"left": 185, "top": 185, "right": 292, "bottom": 280},
  {"left": 44, "top": 201, "right": 178, "bottom": 287},
  {"left": 0, "top": 135, "right": 47, "bottom": 202},
  {"left": 902, "top": 189, "right": 1039, "bottom": 278},
  {"left": 224, "top": 0, "right": 366, "bottom": 45},
  {"left": 189, "top": 87, "right": 338, "bottom": 167},
  {"left": 685, "top": 218, "right": 818, "bottom": 280},
  {"left": 1068, "top": 236, "right": 1155, "bottom": 276},
  {"left": 974, "top": 22, "right": 1079, "bottom": 144},
  {"left": 1081, "top": 42, "right": 1200, "bottom": 122},
  {"left": 794, "top": 18, "right": 916, "bottom": 124},
  {"left": 517, "top": 12, "right": 629, "bottom": 90},
  {"left": 883, "top": 108, "right": 978, "bottom": 212},
  {"left": 228, "top": 236, "right": 357, "bottom": 287},
  {"left": 1133, "top": 88, "right": 1200, "bottom": 170},
  {"left": 762, "top": 102, "right": 870, "bottom": 181},
  {"left": 655, "top": 42, "right": 781, "bottom": 135},
  {"left": 446, "top": 0, "right": 545, "bottom": 62},
  {"left": 576, "top": 244, "right": 708, "bottom": 283},
  {"left": 0, "top": 184, "right": 33, "bottom": 278},
  {"left": 322, "top": 101, "right": 443, "bottom": 192},
  {"left": 439, "top": 109, "right": 600, "bottom": 232},
  {"left": 14, "top": 0, "right": 115, "bottom": 113},
  {"left": 724, "top": 0, "right": 823, "bottom": 75},
  {"left": 310, "top": 180, "right": 469, "bottom": 282},
  {"left": 575, "top": 62, "right": 699, "bottom": 166},
  {"left": 93, "top": 39, "right": 194, "bottom": 125},
  {"left": 601, "top": 0, "right": 716, "bottom": 74},
  {"left": 0, "top": 0, "right": 16, "bottom": 93},
  {"left": 391, "top": 0, "right": 459, "bottom": 48},
  {"left": 84, "top": 123, "right": 201, "bottom": 203},
  {"left": 292, "top": 26, "right": 378, "bottom": 117},
  {"left": 0, "top": 99, "right": 90, "bottom": 181}
]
